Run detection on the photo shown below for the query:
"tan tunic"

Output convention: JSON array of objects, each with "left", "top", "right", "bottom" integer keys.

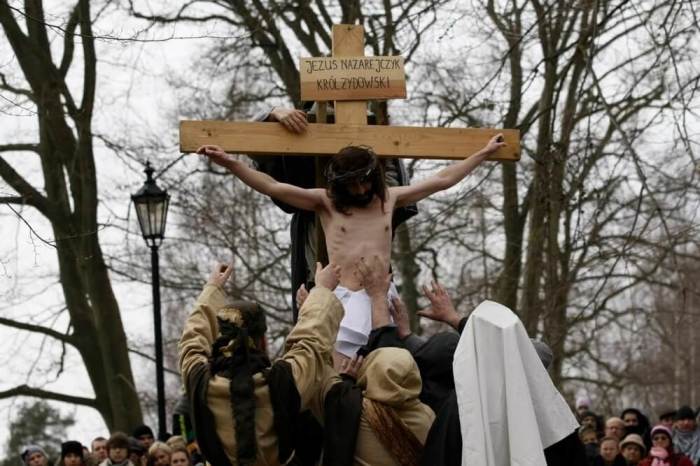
[
  {"left": 179, "top": 284, "right": 343, "bottom": 466},
  {"left": 319, "top": 346, "right": 436, "bottom": 466}
]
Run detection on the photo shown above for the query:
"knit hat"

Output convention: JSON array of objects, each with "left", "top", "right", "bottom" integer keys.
[
  {"left": 620, "top": 433, "right": 646, "bottom": 455},
  {"left": 61, "top": 441, "right": 83, "bottom": 459},
  {"left": 20, "top": 445, "right": 46, "bottom": 464},
  {"left": 675, "top": 405, "right": 696, "bottom": 421},
  {"left": 651, "top": 424, "right": 673, "bottom": 440},
  {"left": 576, "top": 395, "right": 591, "bottom": 409},
  {"left": 132, "top": 424, "right": 155, "bottom": 439}
]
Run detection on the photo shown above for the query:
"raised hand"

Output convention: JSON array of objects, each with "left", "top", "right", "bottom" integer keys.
[
  {"left": 207, "top": 261, "right": 235, "bottom": 287},
  {"left": 314, "top": 262, "right": 341, "bottom": 290},
  {"left": 339, "top": 354, "right": 364, "bottom": 380},
  {"left": 271, "top": 107, "right": 308, "bottom": 134},
  {"left": 483, "top": 133, "right": 507, "bottom": 154},
  {"left": 354, "top": 255, "right": 391, "bottom": 300},
  {"left": 197, "top": 144, "right": 234, "bottom": 168},
  {"left": 417, "top": 281, "right": 461, "bottom": 329},
  {"left": 296, "top": 283, "right": 309, "bottom": 308},
  {"left": 389, "top": 296, "right": 412, "bottom": 339}
]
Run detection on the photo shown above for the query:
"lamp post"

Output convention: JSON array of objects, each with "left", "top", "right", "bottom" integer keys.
[{"left": 131, "top": 161, "right": 170, "bottom": 439}]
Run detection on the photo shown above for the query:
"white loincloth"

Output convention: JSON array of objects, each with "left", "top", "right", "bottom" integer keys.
[{"left": 333, "top": 283, "right": 398, "bottom": 357}]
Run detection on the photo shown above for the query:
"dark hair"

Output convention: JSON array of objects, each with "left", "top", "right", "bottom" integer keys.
[
  {"left": 227, "top": 300, "right": 267, "bottom": 341},
  {"left": 107, "top": 432, "right": 130, "bottom": 451},
  {"left": 211, "top": 301, "right": 271, "bottom": 465},
  {"left": 326, "top": 145, "right": 386, "bottom": 215}
]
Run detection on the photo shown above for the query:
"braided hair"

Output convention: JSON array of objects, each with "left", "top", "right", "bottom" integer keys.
[{"left": 210, "top": 301, "right": 269, "bottom": 465}]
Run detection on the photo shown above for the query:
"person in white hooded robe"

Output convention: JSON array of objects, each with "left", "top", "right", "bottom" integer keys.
[{"left": 451, "top": 300, "right": 584, "bottom": 466}]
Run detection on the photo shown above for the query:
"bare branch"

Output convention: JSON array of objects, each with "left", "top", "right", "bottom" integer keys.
[
  {"left": 0, "top": 143, "right": 39, "bottom": 153},
  {"left": 0, "top": 384, "right": 96, "bottom": 408},
  {"left": 0, "top": 316, "right": 72, "bottom": 343}
]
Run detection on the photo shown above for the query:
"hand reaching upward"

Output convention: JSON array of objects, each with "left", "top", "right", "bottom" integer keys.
[
  {"left": 389, "top": 296, "right": 412, "bottom": 339},
  {"left": 207, "top": 261, "right": 235, "bottom": 288},
  {"left": 418, "top": 281, "right": 461, "bottom": 330},
  {"left": 314, "top": 262, "right": 341, "bottom": 290},
  {"left": 338, "top": 354, "right": 364, "bottom": 380},
  {"left": 296, "top": 283, "right": 309, "bottom": 308}
]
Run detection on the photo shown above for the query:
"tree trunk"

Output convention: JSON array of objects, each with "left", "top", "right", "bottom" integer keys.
[{"left": 0, "top": 0, "right": 143, "bottom": 430}]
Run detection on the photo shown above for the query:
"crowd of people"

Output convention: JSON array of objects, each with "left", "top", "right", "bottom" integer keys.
[
  {"left": 574, "top": 398, "right": 700, "bottom": 466},
  {"left": 19, "top": 425, "right": 200, "bottom": 466},
  {"left": 16, "top": 403, "right": 700, "bottom": 466}
]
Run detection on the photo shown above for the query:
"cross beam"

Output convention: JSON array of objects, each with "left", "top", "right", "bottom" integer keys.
[{"left": 180, "top": 120, "right": 520, "bottom": 161}]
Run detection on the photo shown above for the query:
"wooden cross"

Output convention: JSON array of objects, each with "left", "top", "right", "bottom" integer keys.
[
  {"left": 180, "top": 24, "right": 520, "bottom": 264},
  {"left": 180, "top": 25, "right": 520, "bottom": 160}
]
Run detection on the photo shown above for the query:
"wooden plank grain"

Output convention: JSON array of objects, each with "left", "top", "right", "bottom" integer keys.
[
  {"left": 180, "top": 121, "right": 520, "bottom": 161},
  {"left": 332, "top": 24, "right": 367, "bottom": 125}
]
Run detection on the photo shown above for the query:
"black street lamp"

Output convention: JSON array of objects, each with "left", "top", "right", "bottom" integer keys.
[{"left": 131, "top": 161, "right": 170, "bottom": 439}]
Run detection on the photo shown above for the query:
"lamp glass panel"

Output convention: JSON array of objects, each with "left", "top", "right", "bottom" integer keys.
[
  {"left": 149, "top": 200, "right": 164, "bottom": 237},
  {"left": 158, "top": 197, "right": 169, "bottom": 237},
  {"left": 135, "top": 201, "right": 153, "bottom": 237}
]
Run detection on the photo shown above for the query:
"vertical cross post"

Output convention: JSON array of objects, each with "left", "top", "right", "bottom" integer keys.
[{"left": 313, "top": 24, "right": 369, "bottom": 265}]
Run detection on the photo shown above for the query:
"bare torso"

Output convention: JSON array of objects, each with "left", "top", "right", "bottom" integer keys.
[{"left": 317, "top": 189, "right": 397, "bottom": 291}]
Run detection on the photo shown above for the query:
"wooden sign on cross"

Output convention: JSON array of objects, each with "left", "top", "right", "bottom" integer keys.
[{"left": 180, "top": 24, "right": 520, "bottom": 264}]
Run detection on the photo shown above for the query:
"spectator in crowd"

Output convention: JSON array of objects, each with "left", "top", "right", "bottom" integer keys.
[
  {"left": 101, "top": 432, "right": 133, "bottom": 466},
  {"left": 580, "top": 426, "right": 600, "bottom": 465},
  {"left": 606, "top": 417, "right": 627, "bottom": 441},
  {"left": 132, "top": 426, "right": 155, "bottom": 450},
  {"left": 620, "top": 434, "right": 646, "bottom": 465},
  {"left": 20, "top": 445, "right": 49, "bottom": 466},
  {"left": 659, "top": 408, "right": 678, "bottom": 431},
  {"left": 672, "top": 406, "right": 700, "bottom": 465},
  {"left": 127, "top": 437, "right": 145, "bottom": 466},
  {"left": 582, "top": 427, "right": 600, "bottom": 445},
  {"left": 91, "top": 438, "right": 108, "bottom": 463},
  {"left": 595, "top": 437, "right": 626, "bottom": 466},
  {"left": 60, "top": 441, "right": 86, "bottom": 466},
  {"left": 169, "top": 448, "right": 191, "bottom": 466},
  {"left": 623, "top": 409, "right": 651, "bottom": 435},
  {"left": 639, "top": 425, "right": 693, "bottom": 466},
  {"left": 578, "top": 396, "right": 594, "bottom": 420},
  {"left": 146, "top": 442, "right": 171, "bottom": 466},
  {"left": 623, "top": 408, "right": 652, "bottom": 449},
  {"left": 164, "top": 437, "right": 186, "bottom": 452},
  {"left": 582, "top": 411, "right": 605, "bottom": 438}
]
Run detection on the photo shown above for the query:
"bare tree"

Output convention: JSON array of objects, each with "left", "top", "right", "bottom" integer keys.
[
  {"left": 406, "top": 0, "right": 700, "bottom": 388},
  {"left": 0, "top": 0, "right": 142, "bottom": 430}
]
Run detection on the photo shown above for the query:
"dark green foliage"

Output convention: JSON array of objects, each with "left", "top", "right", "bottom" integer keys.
[{"left": 0, "top": 401, "right": 75, "bottom": 466}]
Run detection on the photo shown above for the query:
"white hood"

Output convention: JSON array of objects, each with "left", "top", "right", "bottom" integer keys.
[{"left": 453, "top": 300, "right": 579, "bottom": 466}]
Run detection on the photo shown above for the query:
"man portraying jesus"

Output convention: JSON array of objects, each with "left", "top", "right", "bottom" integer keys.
[{"left": 197, "top": 133, "right": 505, "bottom": 362}]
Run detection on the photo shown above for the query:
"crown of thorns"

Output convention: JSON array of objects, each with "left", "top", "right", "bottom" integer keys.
[{"left": 325, "top": 147, "right": 378, "bottom": 183}]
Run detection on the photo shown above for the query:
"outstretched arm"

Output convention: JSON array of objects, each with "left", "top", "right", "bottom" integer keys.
[
  {"left": 392, "top": 133, "right": 506, "bottom": 207},
  {"left": 179, "top": 261, "right": 233, "bottom": 380},
  {"left": 198, "top": 145, "right": 324, "bottom": 212}
]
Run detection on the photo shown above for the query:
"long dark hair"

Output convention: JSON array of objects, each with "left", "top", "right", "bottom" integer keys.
[
  {"left": 325, "top": 145, "right": 387, "bottom": 214},
  {"left": 210, "top": 302, "right": 269, "bottom": 465}
]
